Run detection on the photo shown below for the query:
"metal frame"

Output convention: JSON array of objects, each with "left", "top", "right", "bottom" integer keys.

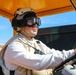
[{"left": 70, "top": 0, "right": 76, "bottom": 10}]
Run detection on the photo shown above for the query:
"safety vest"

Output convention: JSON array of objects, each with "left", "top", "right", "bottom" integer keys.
[{"left": 0, "top": 33, "right": 53, "bottom": 75}]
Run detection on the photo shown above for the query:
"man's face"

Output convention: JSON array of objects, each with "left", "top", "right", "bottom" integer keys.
[
  {"left": 20, "top": 17, "right": 41, "bottom": 39},
  {"left": 23, "top": 24, "right": 39, "bottom": 37}
]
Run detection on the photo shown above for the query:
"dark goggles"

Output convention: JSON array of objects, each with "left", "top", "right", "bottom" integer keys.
[{"left": 25, "top": 17, "right": 41, "bottom": 27}]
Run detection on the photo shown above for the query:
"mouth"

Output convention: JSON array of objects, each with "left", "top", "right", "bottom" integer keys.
[
  {"left": 33, "top": 27, "right": 38, "bottom": 32},
  {"left": 32, "top": 26, "right": 38, "bottom": 31}
]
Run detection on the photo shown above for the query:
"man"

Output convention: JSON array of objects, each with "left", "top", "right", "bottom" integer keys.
[{"left": 3, "top": 8, "right": 76, "bottom": 75}]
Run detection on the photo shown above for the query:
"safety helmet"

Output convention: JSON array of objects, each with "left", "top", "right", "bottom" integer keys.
[{"left": 12, "top": 8, "right": 41, "bottom": 31}]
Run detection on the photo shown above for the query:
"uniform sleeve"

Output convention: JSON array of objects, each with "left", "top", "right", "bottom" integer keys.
[
  {"left": 40, "top": 40, "right": 75, "bottom": 59},
  {"left": 4, "top": 41, "right": 75, "bottom": 70}
]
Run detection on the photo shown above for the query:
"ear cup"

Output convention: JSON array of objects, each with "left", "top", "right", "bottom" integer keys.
[
  {"left": 12, "top": 18, "right": 19, "bottom": 30},
  {"left": 12, "top": 18, "right": 27, "bottom": 31}
]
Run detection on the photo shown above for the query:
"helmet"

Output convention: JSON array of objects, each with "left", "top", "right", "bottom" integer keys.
[{"left": 12, "top": 8, "right": 37, "bottom": 31}]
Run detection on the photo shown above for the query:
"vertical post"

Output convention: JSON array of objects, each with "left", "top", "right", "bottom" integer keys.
[{"left": 70, "top": 0, "right": 76, "bottom": 10}]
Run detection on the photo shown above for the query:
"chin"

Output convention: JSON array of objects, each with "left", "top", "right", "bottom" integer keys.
[{"left": 31, "top": 34, "right": 37, "bottom": 37}]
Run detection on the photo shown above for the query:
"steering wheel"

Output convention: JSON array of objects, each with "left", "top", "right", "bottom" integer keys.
[{"left": 53, "top": 55, "right": 76, "bottom": 73}]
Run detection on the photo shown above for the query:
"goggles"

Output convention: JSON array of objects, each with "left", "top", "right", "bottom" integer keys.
[{"left": 25, "top": 17, "right": 41, "bottom": 27}]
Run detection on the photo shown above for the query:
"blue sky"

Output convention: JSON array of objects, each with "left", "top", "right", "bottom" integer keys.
[{"left": 0, "top": 10, "right": 76, "bottom": 44}]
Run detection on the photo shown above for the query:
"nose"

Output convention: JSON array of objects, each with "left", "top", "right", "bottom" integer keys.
[
  {"left": 34, "top": 22, "right": 39, "bottom": 26},
  {"left": 33, "top": 24, "right": 39, "bottom": 28}
]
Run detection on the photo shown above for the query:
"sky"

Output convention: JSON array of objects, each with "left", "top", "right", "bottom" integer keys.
[{"left": 0, "top": 10, "right": 76, "bottom": 44}]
